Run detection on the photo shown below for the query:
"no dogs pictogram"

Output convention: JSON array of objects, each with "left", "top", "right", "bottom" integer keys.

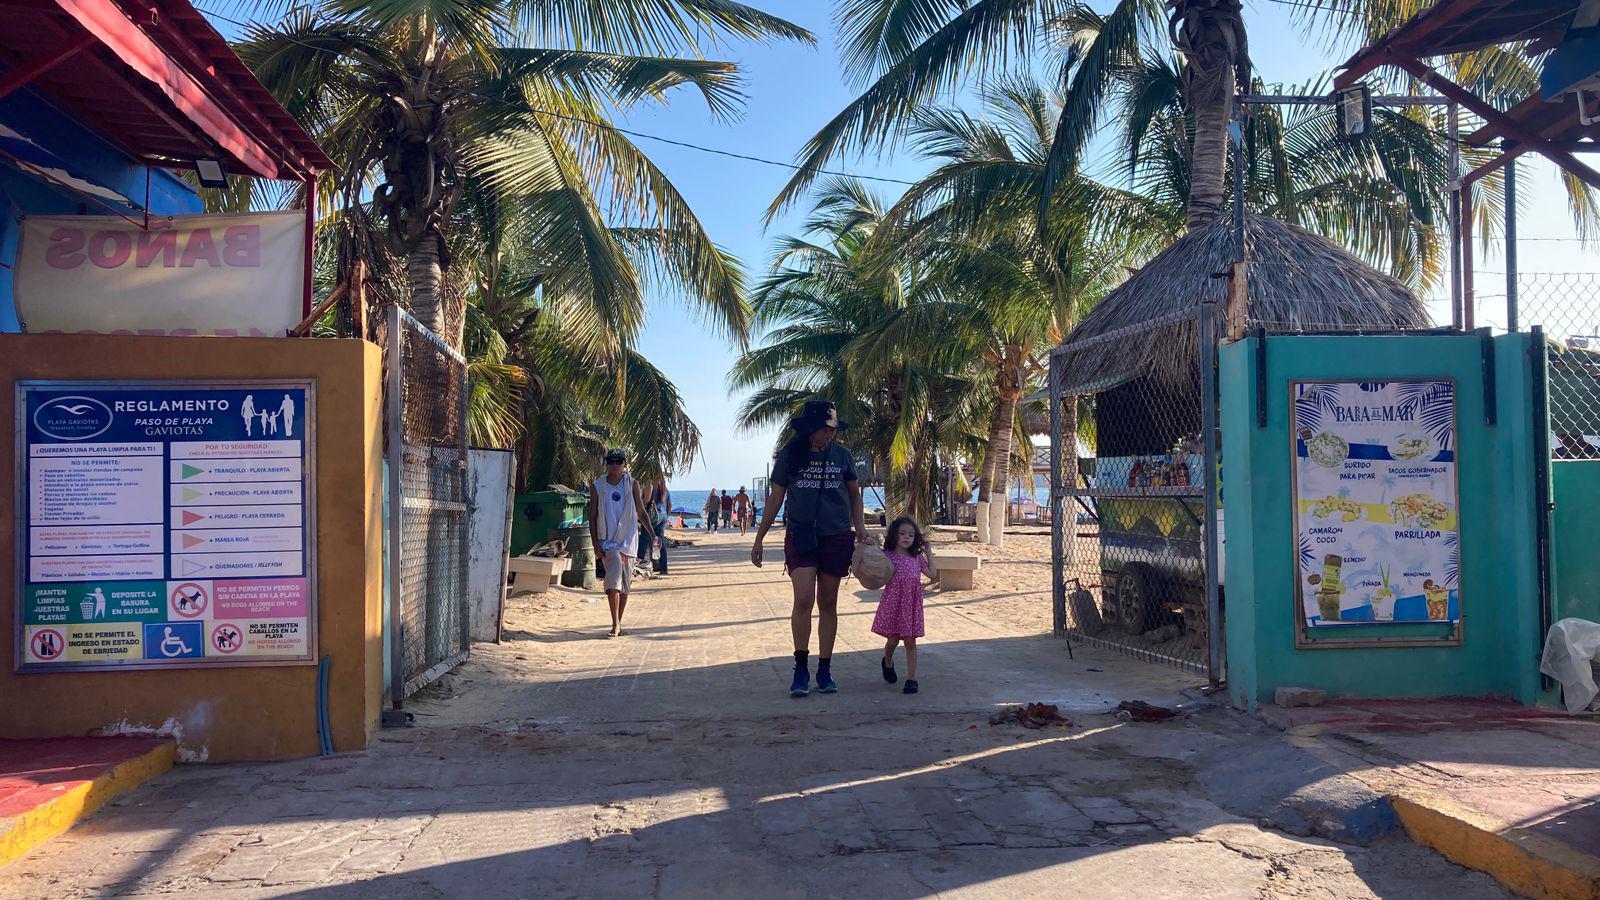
[{"left": 171, "top": 582, "right": 208, "bottom": 618}]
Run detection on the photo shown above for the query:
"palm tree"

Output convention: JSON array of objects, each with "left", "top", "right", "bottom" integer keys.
[
  {"left": 1164, "top": 0, "right": 1248, "bottom": 230},
  {"left": 236, "top": 0, "right": 811, "bottom": 350},
  {"left": 732, "top": 179, "right": 979, "bottom": 519},
  {"left": 446, "top": 175, "right": 703, "bottom": 486},
  {"left": 860, "top": 75, "right": 1163, "bottom": 543}
]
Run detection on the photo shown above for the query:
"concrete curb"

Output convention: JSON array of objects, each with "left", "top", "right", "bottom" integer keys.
[
  {"left": 0, "top": 739, "right": 175, "bottom": 867},
  {"left": 1388, "top": 787, "right": 1600, "bottom": 900}
]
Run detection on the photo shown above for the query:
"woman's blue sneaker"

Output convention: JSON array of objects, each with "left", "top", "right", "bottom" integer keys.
[
  {"left": 882, "top": 657, "right": 897, "bottom": 684},
  {"left": 789, "top": 666, "right": 810, "bottom": 697},
  {"left": 816, "top": 663, "right": 837, "bottom": 693},
  {"left": 902, "top": 679, "right": 919, "bottom": 694}
]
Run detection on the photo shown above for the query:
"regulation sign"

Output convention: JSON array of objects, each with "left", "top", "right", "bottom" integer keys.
[{"left": 16, "top": 381, "right": 316, "bottom": 671}]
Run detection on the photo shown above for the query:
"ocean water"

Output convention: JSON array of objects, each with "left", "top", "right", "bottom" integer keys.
[
  {"left": 662, "top": 489, "right": 750, "bottom": 527},
  {"left": 666, "top": 486, "right": 896, "bottom": 524}
]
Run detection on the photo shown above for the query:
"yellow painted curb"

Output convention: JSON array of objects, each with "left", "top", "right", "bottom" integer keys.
[
  {"left": 1392, "top": 790, "right": 1600, "bottom": 900},
  {"left": 0, "top": 741, "right": 175, "bottom": 867}
]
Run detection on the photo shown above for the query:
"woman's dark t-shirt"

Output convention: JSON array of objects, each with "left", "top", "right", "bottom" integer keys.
[{"left": 770, "top": 443, "right": 859, "bottom": 536}]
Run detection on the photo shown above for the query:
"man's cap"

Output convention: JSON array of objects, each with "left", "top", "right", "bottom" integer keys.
[{"left": 603, "top": 448, "right": 626, "bottom": 463}]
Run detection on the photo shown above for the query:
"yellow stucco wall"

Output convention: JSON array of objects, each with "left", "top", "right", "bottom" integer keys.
[{"left": 0, "top": 336, "right": 383, "bottom": 762}]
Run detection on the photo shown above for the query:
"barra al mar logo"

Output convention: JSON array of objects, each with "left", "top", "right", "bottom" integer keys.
[{"left": 34, "top": 395, "right": 112, "bottom": 440}]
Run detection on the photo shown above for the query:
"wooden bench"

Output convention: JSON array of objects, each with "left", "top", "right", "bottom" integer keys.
[
  {"left": 932, "top": 549, "right": 981, "bottom": 590},
  {"left": 507, "top": 556, "right": 567, "bottom": 594}
]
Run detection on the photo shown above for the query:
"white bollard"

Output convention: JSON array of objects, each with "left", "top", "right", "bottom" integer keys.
[{"left": 989, "top": 496, "right": 1007, "bottom": 549}]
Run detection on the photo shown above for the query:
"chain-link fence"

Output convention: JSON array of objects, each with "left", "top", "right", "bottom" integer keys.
[
  {"left": 1049, "top": 306, "right": 1221, "bottom": 679},
  {"left": 1516, "top": 273, "right": 1600, "bottom": 458},
  {"left": 381, "top": 304, "right": 470, "bottom": 704}
]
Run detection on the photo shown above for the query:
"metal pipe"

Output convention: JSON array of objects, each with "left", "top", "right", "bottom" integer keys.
[
  {"left": 1530, "top": 327, "right": 1553, "bottom": 680},
  {"left": 1232, "top": 99, "right": 1245, "bottom": 262},
  {"left": 1506, "top": 158, "right": 1519, "bottom": 332},
  {"left": 386, "top": 303, "right": 405, "bottom": 710},
  {"left": 303, "top": 175, "right": 316, "bottom": 321},
  {"left": 1200, "top": 301, "right": 1223, "bottom": 689},
  {"left": 1049, "top": 354, "right": 1066, "bottom": 638},
  {"left": 1463, "top": 185, "right": 1475, "bottom": 331},
  {"left": 1449, "top": 103, "right": 1462, "bottom": 331},
  {"left": 1236, "top": 94, "right": 1447, "bottom": 106}
]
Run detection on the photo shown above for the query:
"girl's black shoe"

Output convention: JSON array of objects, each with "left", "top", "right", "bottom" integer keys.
[
  {"left": 902, "top": 679, "right": 918, "bottom": 694},
  {"left": 881, "top": 657, "right": 897, "bottom": 684}
]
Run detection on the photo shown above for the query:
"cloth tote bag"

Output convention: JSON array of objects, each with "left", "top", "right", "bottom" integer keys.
[{"left": 852, "top": 544, "right": 894, "bottom": 590}]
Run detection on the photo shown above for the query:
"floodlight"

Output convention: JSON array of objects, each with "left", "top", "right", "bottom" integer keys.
[
  {"left": 1336, "top": 83, "right": 1372, "bottom": 140},
  {"left": 193, "top": 158, "right": 229, "bottom": 189}
]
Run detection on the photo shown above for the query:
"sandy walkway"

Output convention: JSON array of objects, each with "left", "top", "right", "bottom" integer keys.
[{"left": 0, "top": 530, "right": 1508, "bottom": 898}]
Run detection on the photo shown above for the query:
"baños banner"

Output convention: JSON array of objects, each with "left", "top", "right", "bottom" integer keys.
[
  {"left": 1291, "top": 380, "right": 1460, "bottom": 627},
  {"left": 13, "top": 211, "right": 305, "bottom": 337}
]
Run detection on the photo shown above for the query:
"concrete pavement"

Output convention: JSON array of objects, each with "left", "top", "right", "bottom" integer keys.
[{"left": 0, "top": 531, "right": 1511, "bottom": 897}]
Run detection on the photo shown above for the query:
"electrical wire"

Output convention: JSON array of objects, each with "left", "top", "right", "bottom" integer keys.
[{"left": 193, "top": 3, "right": 925, "bottom": 188}]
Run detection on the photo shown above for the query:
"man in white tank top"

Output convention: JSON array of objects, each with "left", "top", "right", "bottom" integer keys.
[{"left": 589, "top": 449, "right": 655, "bottom": 637}]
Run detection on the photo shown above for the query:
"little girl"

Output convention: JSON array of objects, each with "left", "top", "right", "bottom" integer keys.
[{"left": 872, "top": 517, "right": 938, "bottom": 694}]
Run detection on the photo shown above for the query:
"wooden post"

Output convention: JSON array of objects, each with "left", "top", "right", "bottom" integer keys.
[
  {"left": 351, "top": 258, "right": 368, "bottom": 342},
  {"left": 1226, "top": 261, "right": 1248, "bottom": 340}
]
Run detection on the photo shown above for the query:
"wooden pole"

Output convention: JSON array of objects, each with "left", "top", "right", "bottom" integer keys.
[{"left": 1226, "top": 261, "right": 1248, "bottom": 340}]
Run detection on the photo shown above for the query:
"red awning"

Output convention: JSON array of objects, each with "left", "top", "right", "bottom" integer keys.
[{"left": 0, "top": 0, "right": 332, "bottom": 180}]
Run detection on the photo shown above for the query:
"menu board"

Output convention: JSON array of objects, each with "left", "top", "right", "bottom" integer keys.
[
  {"left": 16, "top": 382, "right": 315, "bottom": 670},
  {"left": 1292, "top": 380, "right": 1459, "bottom": 627}
]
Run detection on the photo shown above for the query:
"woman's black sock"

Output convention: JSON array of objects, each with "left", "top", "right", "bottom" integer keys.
[{"left": 793, "top": 650, "right": 807, "bottom": 668}]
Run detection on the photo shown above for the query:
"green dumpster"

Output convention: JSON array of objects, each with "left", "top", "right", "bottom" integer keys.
[{"left": 510, "top": 486, "right": 588, "bottom": 556}]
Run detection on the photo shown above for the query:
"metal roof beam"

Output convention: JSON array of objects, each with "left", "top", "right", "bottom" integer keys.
[
  {"left": 0, "top": 31, "right": 95, "bottom": 99},
  {"left": 1391, "top": 56, "right": 1600, "bottom": 191}
]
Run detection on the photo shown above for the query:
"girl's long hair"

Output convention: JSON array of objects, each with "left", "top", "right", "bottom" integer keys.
[{"left": 884, "top": 517, "right": 926, "bottom": 556}]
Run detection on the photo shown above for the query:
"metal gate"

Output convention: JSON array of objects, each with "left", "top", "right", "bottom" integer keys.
[
  {"left": 1048, "top": 304, "right": 1222, "bottom": 682},
  {"left": 381, "top": 304, "right": 470, "bottom": 704}
]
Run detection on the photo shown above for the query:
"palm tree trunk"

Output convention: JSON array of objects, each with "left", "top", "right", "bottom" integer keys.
[
  {"left": 986, "top": 393, "right": 1016, "bottom": 550},
  {"left": 975, "top": 400, "right": 1005, "bottom": 543},
  {"left": 407, "top": 234, "right": 446, "bottom": 338},
  {"left": 985, "top": 349, "right": 1024, "bottom": 548},
  {"left": 1171, "top": 0, "right": 1247, "bottom": 232},
  {"left": 1185, "top": 62, "right": 1234, "bottom": 231}
]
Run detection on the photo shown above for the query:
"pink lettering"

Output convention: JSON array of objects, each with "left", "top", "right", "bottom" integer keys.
[
  {"left": 221, "top": 226, "right": 260, "bottom": 266},
  {"left": 86, "top": 230, "right": 132, "bottom": 268},
  {"left": 43, "top": 229, "right": 85, "bottom": 269},
  {"left": 179, "top": 229, "right": 221, "bottom": 268},
  {"left": 135, "top": 226, "right": 178, "bottom": 268}
]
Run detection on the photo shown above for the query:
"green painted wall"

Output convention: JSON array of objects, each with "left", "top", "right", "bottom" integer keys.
[
  {"left": 1552, "top": 461, "right": 1600, "bottom": 624},
  {"left": 1221, "top": 333, "right": 1543, "bottom": 711}
]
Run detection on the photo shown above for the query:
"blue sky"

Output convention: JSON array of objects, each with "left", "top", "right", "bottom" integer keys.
[
  {"left": 198, "top": 0, "right": 1599, "bottom": 490},
  {"left": 609, "top": 0, "right": 1599, "bottom": 490}
]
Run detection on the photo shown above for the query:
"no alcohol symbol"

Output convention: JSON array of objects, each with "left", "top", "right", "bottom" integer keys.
[{"left": 31, "top": 628, "right": 64, "bottom": 661}]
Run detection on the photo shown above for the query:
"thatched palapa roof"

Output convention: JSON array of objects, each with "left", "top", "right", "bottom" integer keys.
[{"left": 1053, "top": 214, "right": 1427, "bottom": 394}]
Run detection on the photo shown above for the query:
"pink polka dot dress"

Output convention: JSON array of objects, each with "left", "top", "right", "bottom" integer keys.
[{"left": 871, "top": 551, "right": 931, "bottom": 639}]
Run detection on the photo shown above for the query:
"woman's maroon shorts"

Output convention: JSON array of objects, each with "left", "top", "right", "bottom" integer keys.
[{"left": 784, "top": 529, "right": 855, "bottom": 578}]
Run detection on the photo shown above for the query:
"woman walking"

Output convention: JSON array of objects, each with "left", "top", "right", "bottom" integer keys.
[
  {"left": 873, "top": 517, "right": 939, "bottom": 694},
  {"left": 589, "top": 449, "right": 655, "bottom": 637},
  {"left": 751, "top": 401, "right": 872, "bottom": 697}
]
